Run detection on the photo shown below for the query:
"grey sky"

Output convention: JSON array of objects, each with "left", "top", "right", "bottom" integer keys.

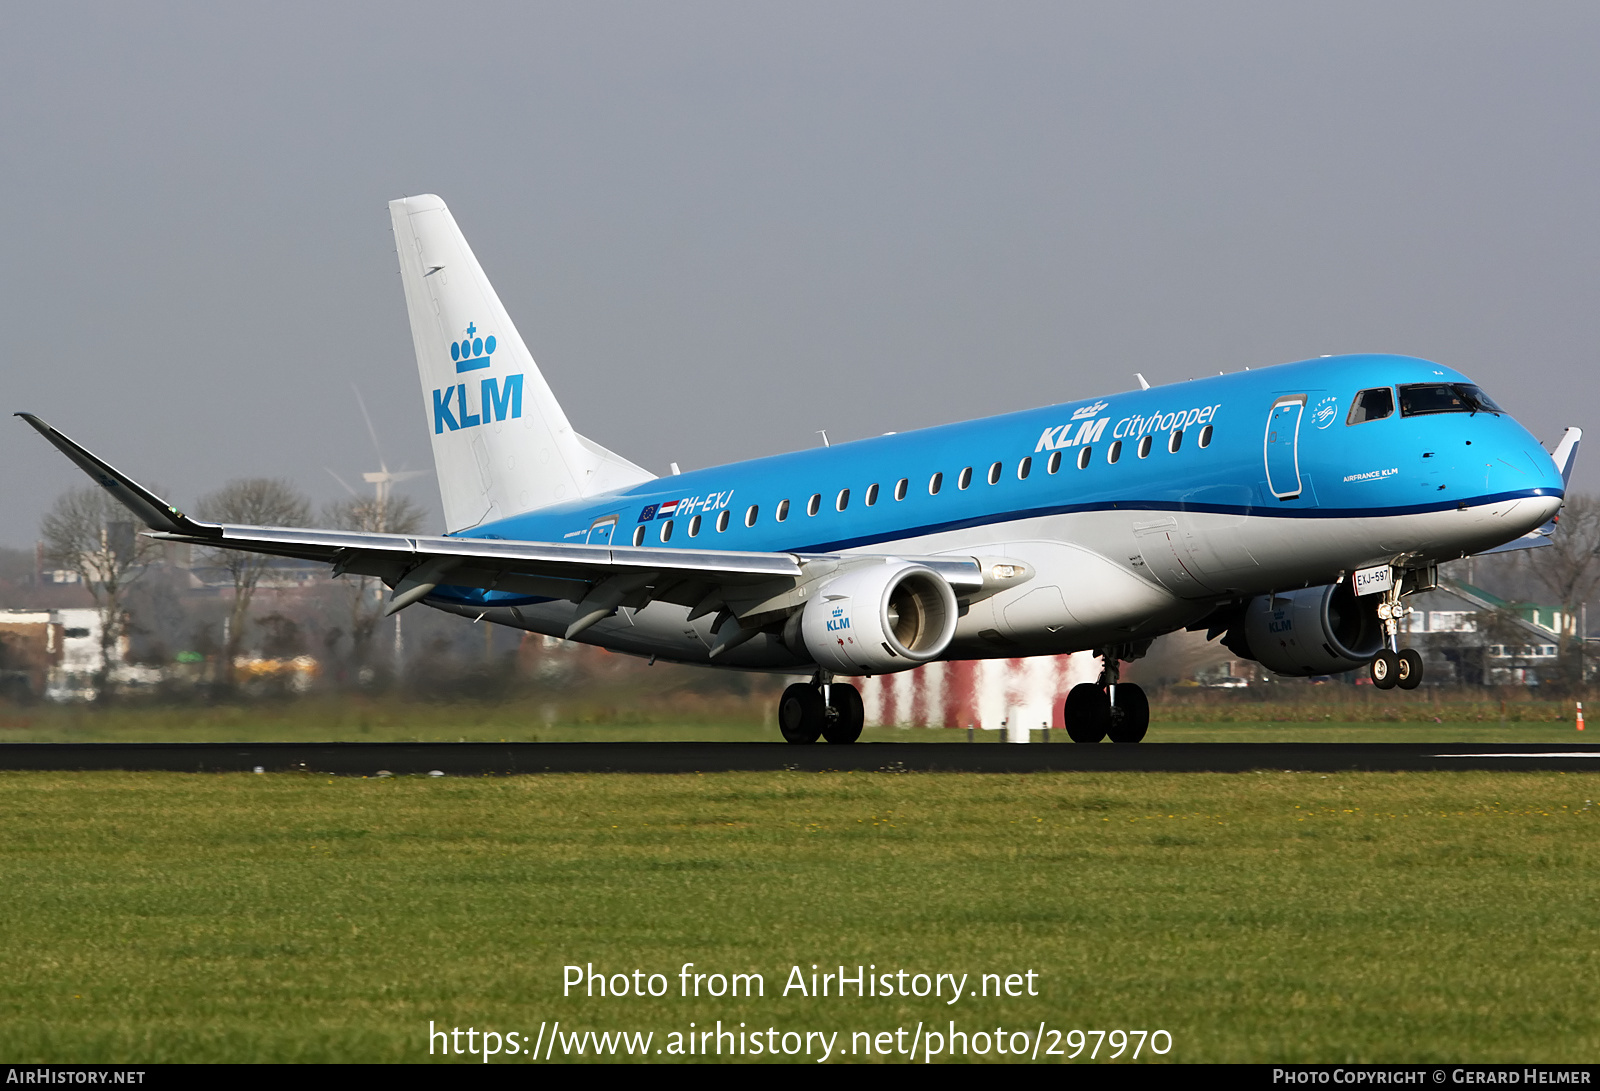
[{"left": 3, "top": 3, "right": 1597, "bottom": 548}]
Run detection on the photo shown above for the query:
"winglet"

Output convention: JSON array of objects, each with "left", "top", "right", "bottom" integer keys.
[
  {"left": 1551, "top": 427, "right": 1582, "bottom": 487},
  {"left": 16, "top": 413, "right": 219, "bottom": 537}
]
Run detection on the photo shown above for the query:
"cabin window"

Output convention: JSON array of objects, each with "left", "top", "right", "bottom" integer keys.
[
  {"left": 807, "top": 493, "right": 821, "bottom": 516},
  {"left": 1017, "top": 456, "right": 1032, "bottom": 480},
  {"left": 1137, "top": 435, "right": 1152, "bottom": 459},
  {"left": 929, "top": 472, "right": 943, "bottom": 495},
  {"left": 987, "top": 461, "right": 1002, "bottom": 485},
  {"left": 717, "top": 510, "right": 730, "bottom": 532},
  {"left": 894, "top": 478, "right": 909, "bottom": 501},
  {"left": 1107, "top": 440, "right": 1122, "bottom": 464},
  {"left": 1198, "top": 424, "right": 1213, "bottom": 448},
  {"left": 660, "top": 519, "right": 674, "bottom": 542},
  {"left": 1047, "top": 451, "right": 1062, "bottom": 474},
  {"left": 745, "top": 504, "right": 758, "bottom": 527},
  {"left": 1398, "top": 383, "right": 1502, "bottom": 417},
  {"left": 958, "top": 466, "right": 973, "bottom": 490},
  {"left": 777, "top": 499, "right": 790, "bottom": 521},
  {"left": 836, "top": 489, "right": 850, "bottom": 512},
  {"left": 1347, "top": 387, "right": 1395, "bottom": 424},
  {"left": 1168, "top": 429, "right": 1183, "bottom": 453},
  {"left": 865, "top": 483, "right": 880, "bottom": 505},
  {"left": 632, "top": 525, "right": 645, "bottom": 547},
  {"left": 1078, "top": 446, "right": 1092, "bottom": 469},
  {"left": 688, "top": 514, "right": 701, "bottom": 537}
]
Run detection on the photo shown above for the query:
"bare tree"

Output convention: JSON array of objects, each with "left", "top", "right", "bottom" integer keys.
[
  {"left": 196, "top": 479, "right": 311, "bottom": 679},
  {"left": 39, "top": 486, "right": 162, "bottom": 699},
  {"left": 322, "top": 494, "right": 427, "bottom": 672},
  {"left": 1519, "top": 494, "right": 1600, "bottom": 688}
]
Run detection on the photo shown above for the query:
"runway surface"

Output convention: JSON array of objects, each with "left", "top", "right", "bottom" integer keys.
[{"left": 1, "top": 741, "right": 1599, "bottom": 775}]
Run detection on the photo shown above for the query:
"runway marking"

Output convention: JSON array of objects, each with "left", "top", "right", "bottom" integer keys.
[{"left": 1433, "top": 752, "right": 1600, "bottom": 759}]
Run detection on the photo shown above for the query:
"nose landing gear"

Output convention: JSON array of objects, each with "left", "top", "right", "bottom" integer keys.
[
  {"left": 1370, "top": 648, "right": 1424, "bottom": 690},
  {"left": 778, "top": 674, "right": 864, "bottom": 743},
  {"left": 1370, "top": 573, "right": 1425, "bottom": 690}
]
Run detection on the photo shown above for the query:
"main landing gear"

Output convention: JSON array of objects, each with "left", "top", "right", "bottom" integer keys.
[
  {"left": 1369, "top": 574, "right": 1424, "bottom": 691},
  {"left": 1063, "top": 657, "right": 1150, "bottom": 743},
  {"left": 779, "top": 673, "right": 864, "bottom": 744}
]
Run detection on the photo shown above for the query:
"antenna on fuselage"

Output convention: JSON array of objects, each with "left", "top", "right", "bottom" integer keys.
[{"left": 1135, "top": 374, "right": 1150, "bottom": 390}]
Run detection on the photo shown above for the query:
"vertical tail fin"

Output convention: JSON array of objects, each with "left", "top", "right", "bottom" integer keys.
[{"left": 389, "top": 195, "right": 653, "bottom": 532}]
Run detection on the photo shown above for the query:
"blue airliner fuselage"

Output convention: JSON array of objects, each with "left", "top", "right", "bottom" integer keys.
[{"left": 429, "top": 353, "right": 1561, "bottom": 673}]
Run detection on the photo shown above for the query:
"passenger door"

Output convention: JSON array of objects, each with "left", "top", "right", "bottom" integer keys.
[{"left": 1264, "top": 395, "right": 1307, "bottom": 500}]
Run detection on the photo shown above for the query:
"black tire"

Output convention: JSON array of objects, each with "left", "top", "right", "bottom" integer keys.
[
  {"left": 1106, "top": 682, "right": 1150, "bottom": 744},
  {"left": 1370, "top": 650, "right": 1400, "bottom": 690},
  {"left": 1396, "top": 649, "right": 1423, "bottom": 690},
  {"left": 779, "top": 683, "right": 825, "bottom": 743},
  {"left": 1063, "top": 682, "right": 1110, "bottom": 743},
  {"left": 823, "top": 683, "right": 864, "bottom": 744}
]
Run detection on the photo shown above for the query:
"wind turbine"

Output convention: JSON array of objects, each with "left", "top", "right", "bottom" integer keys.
[
  {"left": 323, "top": 385, "right": 431, "bottom": 671},
  {"left": 325, "top": 385, "right": 428, "bottom": 530},
  {"left": 355, "top": 386, "right": 427, "bottom": 528}
]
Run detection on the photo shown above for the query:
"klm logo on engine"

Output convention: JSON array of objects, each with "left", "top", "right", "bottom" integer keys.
[
  {"left": 826, "top": 605, "right": 851, "bottom": 633},
  {"left": 433, "top": 322, "right": 524, "bottom": 434}
]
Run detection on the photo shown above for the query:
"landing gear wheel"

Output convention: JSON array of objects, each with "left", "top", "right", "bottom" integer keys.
[
  {"left": 1064, "top": 682, "right": 1110, "bottom": 743},
  {"left": 1370, "top": 650, "right": 1400, "bottom": 690},
  {"left": 1106, "top": 683, "right": 1150, "bottom": 744},
  {"left": 779, "top": 683, "right": 825, "bottom": 743},
  {"left": 823, "top": 683, "right": 864, "bottom": 744},
  {"left": 1396, "top": 649, "right": 1424, "bottom": 690}
]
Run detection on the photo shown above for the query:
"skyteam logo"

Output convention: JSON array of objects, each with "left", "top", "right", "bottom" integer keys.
[
  {"left": 432, "top": 321, "right": 524, "bottom": 434},
  {"left": 1311, "top": 395, "right": 1339, "bottom": 429},
  {"left": 452, "top": 322, "right": 496, "bottom": 373}
]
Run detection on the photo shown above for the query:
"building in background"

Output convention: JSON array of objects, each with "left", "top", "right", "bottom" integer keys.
[
  {"left": 1402, "top": 580, "right": 1568, "bottom": 685},
  {"left": 0, "top": 607, "right": 127, "bottom": 700}
]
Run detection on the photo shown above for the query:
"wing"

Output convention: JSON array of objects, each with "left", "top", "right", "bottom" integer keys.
[{"left": 19, "top": 414, "right": 993, "bottom": 648}]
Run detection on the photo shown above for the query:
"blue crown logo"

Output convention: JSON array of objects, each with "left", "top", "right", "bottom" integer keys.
[{"left": 451, "top": 322, "right": 496, "bottom": 373}]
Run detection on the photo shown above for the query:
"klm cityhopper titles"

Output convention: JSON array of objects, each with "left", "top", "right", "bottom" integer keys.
[{"left": 20, "top": 195, "right": 1578, "bottom": 744}]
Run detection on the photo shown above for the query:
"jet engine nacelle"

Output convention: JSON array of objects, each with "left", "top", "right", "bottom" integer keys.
[
  {"left": 1240, "top": 582, "right": 1384, "bottom": 677},
  {"left": 797, "top": 562, "right": 959, "bottom": 676}
]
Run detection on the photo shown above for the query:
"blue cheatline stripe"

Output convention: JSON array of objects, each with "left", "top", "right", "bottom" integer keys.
[
  {"left": 427, "top": 486, "right": 1557, "bottom": 595},
  {"left": 772, "top": 487, "right": 1561, "bottom": 555}
]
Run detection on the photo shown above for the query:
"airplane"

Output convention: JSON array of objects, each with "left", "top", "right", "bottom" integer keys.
[{"left": 19, "top": 194, "right": 1580, "bottom": 744}]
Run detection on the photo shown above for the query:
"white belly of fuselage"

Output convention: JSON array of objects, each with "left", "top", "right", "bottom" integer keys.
[{"left": 429, "top": 494, "right": 1558, "bottom": 673}]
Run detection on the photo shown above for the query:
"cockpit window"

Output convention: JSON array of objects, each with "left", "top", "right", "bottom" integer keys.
[
  {"left": 1346, "top": 387, "right": 1394, "bottom": 425},
  {"left": 1398, "top": 383, "right": 1503, "bottom": 417}
]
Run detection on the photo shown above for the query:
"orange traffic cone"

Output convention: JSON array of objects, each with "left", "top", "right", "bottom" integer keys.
[{"left": 1578, "top": 701, "right": 1585, "bottom": 732}]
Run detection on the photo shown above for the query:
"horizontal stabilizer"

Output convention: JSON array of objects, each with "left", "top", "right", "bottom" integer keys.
[
  {"left": 1551, "top": 426, "right": 1582, "bottom": 486},
  {"left": 1481, "top": 426, "right": 1584, "bottom": 555}
]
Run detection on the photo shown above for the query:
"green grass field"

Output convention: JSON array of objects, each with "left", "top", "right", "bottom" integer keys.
[
  {"left": 1, "top": 768, "right": 1597, "bottom": 1063},
  {"left": 0, "top": 690, "right": 1590, "bottom": 744}
]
